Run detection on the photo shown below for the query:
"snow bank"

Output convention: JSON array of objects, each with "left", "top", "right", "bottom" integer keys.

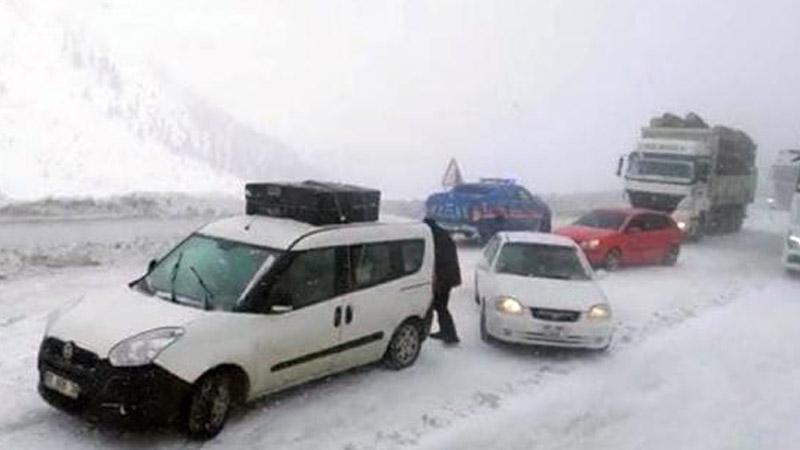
[{"left": 420, "top": 280, "right": 800, "bottom": 450}]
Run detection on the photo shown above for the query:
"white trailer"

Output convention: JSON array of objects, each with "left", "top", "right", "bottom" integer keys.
[{"left": 618, "top": 114, "right": 758, "bottom": 239}]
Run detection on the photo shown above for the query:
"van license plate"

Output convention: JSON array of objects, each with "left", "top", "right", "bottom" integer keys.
[{"left": 43, "top": 371, "right": 80, "bottom": 399}]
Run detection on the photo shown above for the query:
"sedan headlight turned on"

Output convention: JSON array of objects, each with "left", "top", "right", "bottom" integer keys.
[
  {"left": 580, "top": 239, "right": 601, "bottom": 250},
  {"left": 108, "top": 327, "right": 185, "bottom": 367},
  {"left": 587, "top": 304, "right": 612, "bottom": 320},
  {"left": 495, "top": 296, "right": 524, "bottom": 315}
]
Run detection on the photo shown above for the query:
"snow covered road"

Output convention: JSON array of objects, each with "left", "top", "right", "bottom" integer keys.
[{"left": 0, "top": 210, "right": 795, "bottom": 449}]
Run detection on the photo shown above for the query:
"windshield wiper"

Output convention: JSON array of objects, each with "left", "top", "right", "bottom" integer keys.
[
  {"left": 169, "top": 252, "right": 184, "bottom": 304},
  {"left": 189, "top": 266, "right": 215, "bottom": 311}
]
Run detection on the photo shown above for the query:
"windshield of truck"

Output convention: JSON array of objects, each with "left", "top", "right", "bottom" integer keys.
[
  {"left": 495, "top": 243, "right": 590, "bottom": 281},
  {"left": 628, "top": 154, "right": 693, "bottom": 181},
  {"left": 574, "top": 210, "right": 628, "bottom": 230},
  {"left": 143, "top": 234, "right": 280, "bottom": 311}
]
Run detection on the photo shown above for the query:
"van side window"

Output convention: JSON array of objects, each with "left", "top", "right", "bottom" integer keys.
[
  {"left": 267, "top": 248, "right": 338, "bottom": 310},
  {"left": 350, "top": 240, "right": 424, "bottom": 291}
]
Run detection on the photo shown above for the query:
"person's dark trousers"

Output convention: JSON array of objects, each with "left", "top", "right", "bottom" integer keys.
[{"left": 431, "top": 286, "right": 458, "bottom": 342}]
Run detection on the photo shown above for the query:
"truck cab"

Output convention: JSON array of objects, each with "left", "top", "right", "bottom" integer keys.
[
  {"left": 621, "top": 120, "right": 757, "bottom": 238},
  {"left": 425, "top": 179, "right": 551, "bottom": 243}
]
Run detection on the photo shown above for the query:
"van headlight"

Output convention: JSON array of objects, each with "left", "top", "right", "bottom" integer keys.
[
  {"left": 587, "top": 304, "right": 612, "bottom": 320},
  {"left": 788, "top": 234, "right": 800, "bottom": 250},
  {"left": 108, "top": 327, "right": 185, "bottom": 367},
  {"left": 495, "top": 297, "right": 524, "bottom": 315}
]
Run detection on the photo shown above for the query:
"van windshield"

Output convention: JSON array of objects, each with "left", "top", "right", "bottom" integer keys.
[{"left": 143, "top": 234, "right": 280, "bottom": 311}]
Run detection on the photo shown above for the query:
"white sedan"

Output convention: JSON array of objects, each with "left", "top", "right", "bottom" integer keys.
[{"left": 475, "top": 232, "right": 614, "bottom": 350}]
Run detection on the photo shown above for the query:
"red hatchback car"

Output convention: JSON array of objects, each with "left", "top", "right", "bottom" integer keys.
[{"left": 555, "top": 208, "right": 683, "bottom": 270}]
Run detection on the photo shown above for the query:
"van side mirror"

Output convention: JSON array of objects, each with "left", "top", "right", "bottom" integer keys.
[
  {"left": 147, "top": 259, "right": 158, "bottom": 273},
  {"left": 616, "top": 156, "right": 624, "bottom": 177}
]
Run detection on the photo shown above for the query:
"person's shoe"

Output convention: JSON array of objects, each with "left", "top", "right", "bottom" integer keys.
[
  {"left": 443, "top": 336, "right": 460, "bottom": 345},
  {"left": 429, "top": 332, "right": 444, "bottom": 340}
]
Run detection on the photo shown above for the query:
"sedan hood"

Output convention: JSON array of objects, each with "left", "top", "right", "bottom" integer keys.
[
  {"left": 555, "top": 225, "right": 617, "bottom": 243},
  {"left": 46, "top": 286, "right": 205, "bottom": 357},
  {"left": 493, "top": 273, "right": 607, "bottom": 310}
]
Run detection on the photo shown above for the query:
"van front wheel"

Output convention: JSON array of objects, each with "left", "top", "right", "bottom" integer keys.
[
  {"left": 384, "top": 321, "right": 422, "bottom": 370},
  {"left": 185, "top": 371, "right": 233, "bottom": 440}
]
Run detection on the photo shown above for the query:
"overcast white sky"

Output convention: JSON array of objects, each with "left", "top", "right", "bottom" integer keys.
[{"left": 35, "top": 0, "right": 800, "bottom": 198}]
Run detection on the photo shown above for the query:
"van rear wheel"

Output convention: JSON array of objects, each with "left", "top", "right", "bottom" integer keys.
[
  {"left": 185, "top": 371, "right": 232, "bottom": 440},
  {"left": 384, "top": 321, "right": 422, "bottom": 370}
]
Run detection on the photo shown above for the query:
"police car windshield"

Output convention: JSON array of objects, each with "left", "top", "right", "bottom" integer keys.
[
  {"left": 495, "top": 243, "right": 590, "bottom": 281},
  {"left": 453, "top": 184, "right": 495, "bottom": 195},
  {"left": 144, "top": 234, "right": 280, "bottom": 311}
]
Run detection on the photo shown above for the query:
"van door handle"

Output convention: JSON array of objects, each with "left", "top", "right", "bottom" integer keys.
[
  {"left": 345, "top": 305, "right": 353, "bottom": 324},
  {"left": 334, "top": 306, "right": 342, "bottom": 327}
]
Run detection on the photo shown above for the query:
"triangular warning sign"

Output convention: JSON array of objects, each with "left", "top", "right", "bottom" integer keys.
[{"left": 442, "top": 158, "right": 464, "bottom": 187}]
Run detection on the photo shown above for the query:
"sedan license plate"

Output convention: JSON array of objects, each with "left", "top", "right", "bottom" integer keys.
[
  {"left": 43, "top": 371, "right": 80, "bottom": 399},
  {"left": 542, "top": 324, "right": 565, "bottom": 338}
]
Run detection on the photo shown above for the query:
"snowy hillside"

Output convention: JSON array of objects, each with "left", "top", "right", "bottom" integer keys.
[{"left": 0, "top": 3, "right": 310, "bottom": 200}]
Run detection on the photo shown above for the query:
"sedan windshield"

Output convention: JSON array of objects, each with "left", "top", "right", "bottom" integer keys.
[
  {"left": 495, "top": 243, "right": 590, "bottom": 281},
  {"left": 144, "top": 234, "right": 280, "bottom": 311},
  {"left": 575, "top": 210, "right": 628, "bottom": 230}
]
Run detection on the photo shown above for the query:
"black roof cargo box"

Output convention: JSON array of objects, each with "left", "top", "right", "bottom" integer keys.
[{"left": 245, "top": 181, "right": 380, "bottom": 225}]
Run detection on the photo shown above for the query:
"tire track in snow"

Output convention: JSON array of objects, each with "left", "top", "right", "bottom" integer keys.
[{"left": 345, "top": 284, "right": 751, "bottom": 450}]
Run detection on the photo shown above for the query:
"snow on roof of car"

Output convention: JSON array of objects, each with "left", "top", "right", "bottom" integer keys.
[
  {"left": 501, "top": 231, "right": 578, "bottom": 248},
  {"left": 198, "top": 215, "right": 418, "bottom": 250}
]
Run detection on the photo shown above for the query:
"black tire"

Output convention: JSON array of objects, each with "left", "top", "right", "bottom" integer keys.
[
  {"left": 662, "top": 245, "right": 680, "bottom": 266},
  {"left": 604, "top": 249, "right": 622, "bottom": 271},
  {"left": 479, "top": 304, "right": 495, "bottom": 344},
  {"left": 185, "top": 371, "right": 233, "bottom": 440},
  {"left": 384, "top": 320, "right": 423, "bottom": 370}
]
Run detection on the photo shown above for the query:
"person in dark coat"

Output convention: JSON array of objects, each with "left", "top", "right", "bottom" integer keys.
[{"left": 423, "top": 217, "right": 462, "bottom": 344}]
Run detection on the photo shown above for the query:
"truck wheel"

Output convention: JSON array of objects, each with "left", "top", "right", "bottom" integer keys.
[
  {"left": 185, "top": 371, "right": 233, "bottom": 440},
  {"left": 384, "top": 320, "right": 422, "bottom": 370},
  {"left": 604, "top": 249, "right": 622, "bottom": 271},
  {"left": 662, "top": 246, "right": 680, "bottom": 266}
]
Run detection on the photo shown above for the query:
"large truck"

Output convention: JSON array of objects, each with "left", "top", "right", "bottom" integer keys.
[
  {"left": 767, "top": 149, "right": 800, "bottom": 210},
  {"left": 618, "top": 113, "right": 758, "bottom": 239}
]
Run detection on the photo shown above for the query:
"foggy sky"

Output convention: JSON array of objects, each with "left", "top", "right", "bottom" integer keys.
[{"left": 39, "top": 0, "right": 800, "bottom": 198}]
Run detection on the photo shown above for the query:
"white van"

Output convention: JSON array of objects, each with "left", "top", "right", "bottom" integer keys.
[
  {"left": 784, "top": 193, "right": 800, "bottom": 271},
  {"left": 38, "top": 215, "right": 434, "bottom": 439}
]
